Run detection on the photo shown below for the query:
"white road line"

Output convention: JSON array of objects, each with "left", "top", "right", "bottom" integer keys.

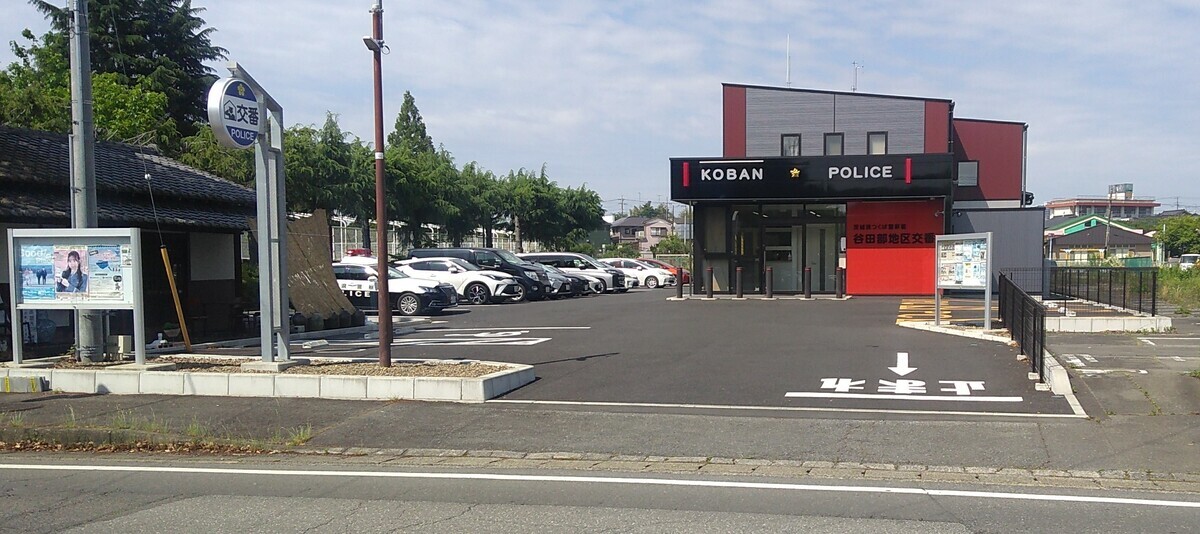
[
  {"left": 1138, "top": 339, "right": 1157, "bottom": 346},
  {"left": 0, "top": 463, "right": 1194, "bottom": 509},
  {"left": 487, "top": 399, "right": 1083, "bottom": 419},
  {"left": 785, "top": 393, "right": 1024, "bottom": 402},
  {"left": 1138, "top": 337, "right": 1200, "bottom": 340},
  {"left": 1079, "top": 369, "right": 1148, "bottom": 375},
  {"left": 425, "top": 327, "right": 591, "bottom": 332},
  {"left": 1080, "top": 354, "right": 1098, "bottom": 363}
]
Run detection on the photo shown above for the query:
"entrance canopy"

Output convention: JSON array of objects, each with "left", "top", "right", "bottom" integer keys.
[{"left": 670, "top": 154, "right": 954, "bottom": 202}]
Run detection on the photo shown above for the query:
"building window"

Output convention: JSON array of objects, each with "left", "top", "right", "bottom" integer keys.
[
  {"left": 867, "top": 132, "right": 887, "bottom": 155},
  {"left": 651, "top": 227, "right": 668, "bottom": 237},
  {"left": 781, "top": 134, "right": 800, "bottom": 156},
  {"left": 824, "top": 133, "right": 843, "bottom": 156},
  {"left": 957, "top": 161, "right": 979, "bottom": 187}
]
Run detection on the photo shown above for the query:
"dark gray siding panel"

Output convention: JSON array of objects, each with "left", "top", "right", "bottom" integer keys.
[
  {"left": 952, "top": 208, "right": 1047, "bottom": 294},
  {"left": 744, "top": 88, "right": 926, "bottom": 157},
  {"left": 833, "top": 94, "right": 925, "bottom": 155},
  {"left": 745, "top": 89, "right": 834, "bottom": 157}
]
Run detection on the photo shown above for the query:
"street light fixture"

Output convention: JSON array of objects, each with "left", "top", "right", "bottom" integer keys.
[{"left": 365, "top": 2, "right": 391, "bottom": 366}]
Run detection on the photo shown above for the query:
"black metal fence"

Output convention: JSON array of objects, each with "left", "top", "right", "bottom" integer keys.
[
  {"left": 998, "top": 273, "right": 1045, "bottom": 381},
  {"left": 1048, "top": 267, "right": 1157, "bottom": 315}
]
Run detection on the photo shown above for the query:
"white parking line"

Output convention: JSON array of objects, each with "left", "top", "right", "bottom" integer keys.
[
  {"left": 488, "top": 399, "right": 1084, "bottom": 419},
  {"left": 785, "top": 392, "right": 1024, "bottom": 402},
  {"left": 3, "top": 463, "right": 1193, "bottom": 509},
  {"left": 427, "top": 327, "right": 592, "bottom": 332}
]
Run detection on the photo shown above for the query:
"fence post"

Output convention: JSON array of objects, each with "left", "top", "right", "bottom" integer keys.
[
  {"left": 1122, "top": 270, "right": 1127, "bottom": 310},
  {"left": 706, "top": 267, "right": 714, "bottom": 299},
  {"left": 1108, "top": 269, "right": 1113, "bottom": 307},
  {"left": 803, "top": 267, "right": 812, "bottom": 299},
  {"left": 765, "top": 267, "right": 774, "bottom": 298},
  {"left": 735, "top": 267, "right": 744, "bottom": 299},
  {"left": 1151, "top": 270, "right": 1158, "bottom": 316},
  {"left": 1137, "top": 270, "right": 1144, "bottom": 314}
]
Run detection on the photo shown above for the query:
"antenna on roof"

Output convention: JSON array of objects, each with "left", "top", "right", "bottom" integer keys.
[
  {"left": 852, "top": 61, "right": 863, "bottom": 92},
  {"left": 785, "top": 35, "right": 791, "bottom": 87}
]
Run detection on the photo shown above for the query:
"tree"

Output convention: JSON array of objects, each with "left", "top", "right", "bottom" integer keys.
[
  {"left": 0, "top": 30, "right": 175, "bottom": 145},
  {"left": 175, "top": 125, "right": 253, "bottom": 185},
  {"left": 628, "top": 201, "right": 672, "bottom": 220},
  {"left": 1159, "top": 215, "right": 1200, "bottom": 258},
  {"left": 386, "top": 91, "right": 434, "bottom": 157},
  {"left": 651, "top": 234, "right": 690, "bottom": 255},
  {"left": 27, "top": 0, "right": 227, "bottom": 143}
]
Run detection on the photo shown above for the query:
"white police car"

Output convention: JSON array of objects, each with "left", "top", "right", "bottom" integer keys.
[{"left": 332, "top": 256, "right": 457, "bottom": 316}]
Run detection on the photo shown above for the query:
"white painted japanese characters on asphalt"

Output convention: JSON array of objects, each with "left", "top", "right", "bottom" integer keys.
[
  {"left": 785, "top": 352, "right": 1024, "bottom": 403},
  {"left": 391, "top": 330, "right": 551, "bottom": 346}
]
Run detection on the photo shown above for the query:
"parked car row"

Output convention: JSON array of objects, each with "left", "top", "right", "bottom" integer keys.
[{"left": 330, "top": 247, "right": 683, "bottom": 316}]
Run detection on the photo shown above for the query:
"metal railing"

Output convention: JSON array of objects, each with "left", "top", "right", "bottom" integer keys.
[
  {"left": 1048, "top": 267, "right": 1157, "bottom": 315},
  {"left": 998, "top": 273, "right": 1045, "bottom": 381}
]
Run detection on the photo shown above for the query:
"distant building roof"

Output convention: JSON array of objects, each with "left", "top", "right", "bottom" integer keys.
[
  {"left": 1045, "top": 214, "right": 1141, "bottom": 234},
  {"left": 1052, "top": 225, "right": 1152, "bottom": 247},
  {"left": 611, "top": 216, "right": 651, "bottom": 228},
  {"left": 1158, "top": 209, "right": 1192, "bottom": 217},
  {"left": 0, "top": 125, "right": 255, "bottom": 231}
]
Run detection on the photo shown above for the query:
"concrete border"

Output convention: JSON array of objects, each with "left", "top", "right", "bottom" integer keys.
[
  {"left": 1045, "top": 315, "right": 1172, "bottom": 333},
  {"left": 0, "top": 360, "right": 531, "bottom": 402},
  {"left": 897, "top": 321, "right": 1086, "bottom": 416}
]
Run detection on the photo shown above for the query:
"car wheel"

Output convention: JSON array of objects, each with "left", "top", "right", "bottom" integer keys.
[
  {"left": 597, "top": 279, "right": 608, "bottom": 293},
  {"left": 508, "top": 284, "right": 527, "bottom": 303},
  {"left": 645, "top": 276, "right": 659, "bottom": 289},
  {"left": 396, "top": 293, "right": 422, "bottom": 316},
  {"left": 465, "top": 282, "right": 491, "bottom": 305}
]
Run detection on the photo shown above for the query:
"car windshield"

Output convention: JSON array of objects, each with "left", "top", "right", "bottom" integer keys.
[
  {"left": 577, "top": 254, "right": 610, "bottom": 270},
  {"left": 385, "top": 266, "right": 408, "bottom": 279},
  {"left": 541, "top": 264, "right": 564, "bottom": 275},
  {"left": 446, "top": 258, "right": 480, "bottom": 271},
  {"left": 493, "top": 249, "right": 525, "bottom": 264}
]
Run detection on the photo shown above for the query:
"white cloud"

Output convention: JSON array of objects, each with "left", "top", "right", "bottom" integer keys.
[{"left": 2, "top": 0, "right": 1198, "bottom": 208}]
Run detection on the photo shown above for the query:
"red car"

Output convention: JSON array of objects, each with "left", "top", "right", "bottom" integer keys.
[{"left": 639, "top": 257, "right": 690, "bottom": 284}]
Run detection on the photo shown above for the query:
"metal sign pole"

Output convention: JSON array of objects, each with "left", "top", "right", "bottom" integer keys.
[
  {"left": 226, "top": 63, "right": 289, "bottom": 363},
  {"left": 984, "top": 232, "right": 993, "bottom": 330}
]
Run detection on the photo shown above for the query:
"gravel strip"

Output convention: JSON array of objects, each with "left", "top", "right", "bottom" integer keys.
[{"left": 49, "top": 355, "right": 511, "bottom": 377}]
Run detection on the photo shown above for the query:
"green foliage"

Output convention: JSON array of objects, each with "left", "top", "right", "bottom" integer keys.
[
  {"left": 1159, "top": 216, "right": 1200, "bottom": 258},
  {"left": 1158, "top": 266, "right": 1200, "bottom": 313},
  {"left": 651, "top": 234, "right": 690, "bottom": 255},
  {"left": 628, "top": 201, "right": 672, "bottom": 220},
  {"left": 387, "top": 91, "right": 434, "bottom": 157},
  {"left": 600, "top": 242, "right": 640, "bottom": 258},
  {"left": 176, "top": 125, "right": 254, "bottom": 185},
  {"left": 28, "top": 0, "right": 227, "bottom": 140}
]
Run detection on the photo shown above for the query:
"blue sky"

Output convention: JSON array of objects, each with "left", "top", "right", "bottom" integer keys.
[{"left": 3, "top": 1, "right": 1199, "bottom": 214}]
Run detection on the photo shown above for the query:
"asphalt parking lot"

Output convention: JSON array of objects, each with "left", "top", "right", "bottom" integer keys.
[{"left": 374, "top": 289, "right": 1075, "bottom": 418}]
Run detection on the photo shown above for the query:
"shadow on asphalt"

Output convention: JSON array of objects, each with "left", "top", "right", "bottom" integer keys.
[{"left": 528, "top": 352, "right": 622, "bottom": 366}]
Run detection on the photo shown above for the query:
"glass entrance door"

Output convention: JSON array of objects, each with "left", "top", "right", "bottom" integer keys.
[
  {"left": 805, "top": 223, "right": 838, "bottom": 292},
  {"left": 764, "top": 227, "right": 797, "bottom": 291}
]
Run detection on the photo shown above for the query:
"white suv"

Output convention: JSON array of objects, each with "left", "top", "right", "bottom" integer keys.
[
  {"left": 600, "top": 258, "right": 676, "bottom": 289},
  {"left": 519, "top": 252, "right": 632, "bottom": 293},
  {"left": 332, "top": 256, "right": 458, "bottom": 316},
  {"left": 1180, "top": 254, "right": 1199, "bottom": 271},
  {"left": 395, "top": 257, "right": 522, "bottom": 304}
]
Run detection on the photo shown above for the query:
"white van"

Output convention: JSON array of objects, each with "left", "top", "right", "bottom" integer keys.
[{"left": 1180, "top": 254, "right": 1199, "bottom": 271}]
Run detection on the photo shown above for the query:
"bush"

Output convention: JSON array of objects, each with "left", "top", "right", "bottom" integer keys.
[{"left": 1159, "top": 267, "right": 1200, "bottom": 313}]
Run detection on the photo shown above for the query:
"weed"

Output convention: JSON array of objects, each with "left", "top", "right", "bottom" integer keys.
[
  {"left": 7, "top": 411, "right": 27, "bottom": 428},
  {"left": 1189, "top": 369, "right": 1200, "bottom": 380},
  {"left": 286, "top": 424, "right": 313, "bottom": 446},
  {"left": 111, "top": 410, "right": 135, "bottom": 430},
  {"left": 64, "top": 407, "right": 78, "bottom": 429},
  {"left": 185, "top": 417, "right": 209, "bottom": 440}
]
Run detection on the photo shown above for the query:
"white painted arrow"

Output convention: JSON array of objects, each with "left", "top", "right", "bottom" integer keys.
[{"left": 889, "top": 352, "right": 917, "bottom": 376}]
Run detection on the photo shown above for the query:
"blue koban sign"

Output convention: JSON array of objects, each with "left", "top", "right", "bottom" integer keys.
[{"left": 206, "top": 77, "right": 262, "bottom": 150}]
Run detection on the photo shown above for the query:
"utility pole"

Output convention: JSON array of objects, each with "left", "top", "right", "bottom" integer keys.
[
  {"left": 365, "top": 2, "right": 391, "bottom": 366},
  {"left": 68, "top": 0, "right": 103, "bottom": 362},
  {"left": 1104, "top": 185, "right": 1115, "bottom": 258}
]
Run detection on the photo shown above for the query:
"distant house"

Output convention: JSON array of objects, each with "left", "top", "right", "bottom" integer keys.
[
  {"left": 1045, "top": 214, "right": 1145, "bottom": 239},
  {"left": 0, "top": 125, "right": 256, "bottom": 349},
  {"left": 1045, "top": 193, "right": 1159, "bottom": 220},
  {"left": 610, "top": 216, "right": 673, "bottom": 253},
  {"left": 1046, "top": 224, "right": 1153, "bottom": 263},
  {"left": 1157, "top": 209, "right": 1192, "bottom": 218}
]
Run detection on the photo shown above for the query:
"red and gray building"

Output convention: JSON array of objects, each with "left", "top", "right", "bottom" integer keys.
[{"left": 670, "top": 83, "right": 1043, "bottom": 295}]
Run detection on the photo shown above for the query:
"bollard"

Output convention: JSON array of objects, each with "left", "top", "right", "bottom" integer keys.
[
  {"left": 765, "top": 267, "right": 774, "bottom": 298},
  {"left": 735, "top": 267, "right": 744, "bottom": 298},
  {"left": 676, "top": 269, "right": 684, "bottom": 299},
  {"left": 706, "top": 266, "right": 715, "bottom": 299},
  {"left": 835, "top": 267, "right": 844, "bottom": 298},
  {"left": 803, "top": 267, "right": 812, "bottom": 299}
]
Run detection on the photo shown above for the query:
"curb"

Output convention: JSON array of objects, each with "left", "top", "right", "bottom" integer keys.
[{"left": 288, "top": 446, "right": 1200, "bottom": 493}]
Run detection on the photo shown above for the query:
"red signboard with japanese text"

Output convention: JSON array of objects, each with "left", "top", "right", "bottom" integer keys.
[{"left": 846, "top": 199, "right": 943, "bottom": 295}]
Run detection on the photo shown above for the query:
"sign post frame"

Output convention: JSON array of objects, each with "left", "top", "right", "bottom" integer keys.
[
  {"left": 7, "top": 228, "right": 146, "bottom": 366},
  {"left": 934, "top": 232, "right": 993, "bottom": 330}
]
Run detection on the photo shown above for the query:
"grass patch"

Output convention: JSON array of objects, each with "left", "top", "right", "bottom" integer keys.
[
  {"left": 1189, "top": 369, "right": 1200, "bottom": 380},
  {"left": 1158, "top": 268, "right": 1200, "bottom": 314},
  {"left": 7, "top": 411, "right": 27, "bottom": 428},
  {"left": 286, "top": 424, "right": 313, "bottom": 446}
]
